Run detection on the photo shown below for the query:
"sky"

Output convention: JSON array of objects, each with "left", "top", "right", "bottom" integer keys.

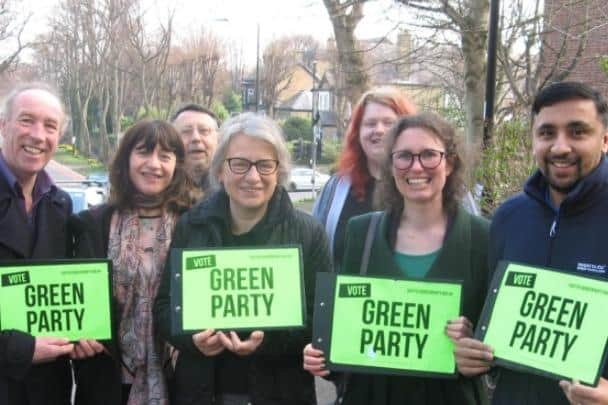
[{"left": 17, "top": 0, "right": 408, "bottom": 67}]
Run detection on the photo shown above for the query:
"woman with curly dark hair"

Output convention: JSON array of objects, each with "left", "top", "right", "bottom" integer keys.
[
  {"left": 68, "top": 119, "right": 197, "bottom": 405},
  {"left": 305, "top": 112, "right": 490, "bottom": 405},
  {"left": 312, "top": 87, "right": 417, "bottom": 271}
]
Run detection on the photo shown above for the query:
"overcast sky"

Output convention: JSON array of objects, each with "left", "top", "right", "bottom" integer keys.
[{"left": 20, "top": 0, "right": 407, "bottom": 67}]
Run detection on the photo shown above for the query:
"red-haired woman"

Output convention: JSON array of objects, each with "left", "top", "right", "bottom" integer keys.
[{"left": 312, "top": 87, "right": 417, "bottom": 270}]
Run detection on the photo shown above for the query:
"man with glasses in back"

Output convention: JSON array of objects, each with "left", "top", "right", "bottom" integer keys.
[{"left": 172, "top": 104, "right": 221, "bottom": 194}]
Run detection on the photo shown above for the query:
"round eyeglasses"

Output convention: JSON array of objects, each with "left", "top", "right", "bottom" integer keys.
[
  {"left": 225, "top": 158, "right": 279, "bottom": 175},
  {"left": 391, "top": 149, "right": 445, "bottom": 170}
]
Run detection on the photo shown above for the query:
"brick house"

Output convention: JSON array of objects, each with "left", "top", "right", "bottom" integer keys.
[{"left": 542, "top": 0, "right": 608, "bottom": 96}]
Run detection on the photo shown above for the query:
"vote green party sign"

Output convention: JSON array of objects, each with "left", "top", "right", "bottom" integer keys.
[
  {"left": 0, "top": 260, "right": 113, "bottom": 341},
  {"left": 476, "top": 261, "right": 608, "bottom": 385},
  {"left": 313, "top": 272, "right": 462, "bottom": 377},
  {"left": 170, "top": 246, "right": 305, "bottom": 334}
]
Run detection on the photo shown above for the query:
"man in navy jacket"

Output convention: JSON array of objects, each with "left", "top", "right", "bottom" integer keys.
[
  {"left": 0, "top": 83, "right": 75, "bottom": 404},
  {"left": 455, "top": 81, "right": 608, "bottom": 404}
]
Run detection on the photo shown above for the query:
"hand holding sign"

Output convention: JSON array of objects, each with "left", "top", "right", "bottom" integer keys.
[
  {"left": 219, "top": 330, "right": 264, "bottom": 356},
  {"left": 32, "top": 336, "right": 74, "bottom": 364},
  {"left": 70, "top": 339, "right": 106, "bottom": 360},
  {"left": 192, "top": 329, "right": 225, "bottom": 356},
  {"left": 560, "top": 378, "right": 608, "bottom": 404},
  {"left": 445, "top": 316, "right": 474, "bottom": 342},
  {"left": 303, "top": 343, "right": 330, "bottom": 377},
  {"left": 454, "top": 337, "right": 494, "bottom": 377}
]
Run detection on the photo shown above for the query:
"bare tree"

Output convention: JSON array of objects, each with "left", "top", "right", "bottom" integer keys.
[
  {"left": 0, "top": 0, "right": 30, "bottom": 74},
  {"left": 322, "top": 0, "right": 370, "bottom": 109},
  {"left": 399, "top": 0, "right": 489, "bottom": 147},
  {"left": 261, "top": 37, "right": 298, "bottom": 118}
]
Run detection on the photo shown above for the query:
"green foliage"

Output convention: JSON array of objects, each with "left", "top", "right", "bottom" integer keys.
[
  {"left": 136, "top": 106, "right": 167, "bottom": 120},
  {"left": 212, "top": 101, "right": 229, "bottom": 121},
  {"left": 600, "top": 56, "right": 608, "bottom": 76},
  {"left": 120, "top": 115, "right": 135, "bottom": 129},
  {"left": 287, "top": 137, "right": 340, "bottom": 166},
  {"left": 476, "top": 119, "right": 536, "bottom": 214},
  {"left": 222, "top": 90, "right": 242, "bottom": 113},
  {"left": 282, "top": 116, "right": 312, "bottom": 141}
]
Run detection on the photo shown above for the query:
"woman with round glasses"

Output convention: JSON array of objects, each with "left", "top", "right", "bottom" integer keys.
[
  {"left": 313, "top": 87, "right": 417, "bottom": 271},
  {"left": 304, "top": 112, "right": 490, "bottom": 405},
  {"left": 154, "top": 112, "right": 331, "bottom": 405}
]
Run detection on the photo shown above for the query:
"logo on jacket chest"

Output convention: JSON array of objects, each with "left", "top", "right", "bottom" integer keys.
[{"left": 576, "top": 262, "right": 607, "bottom": 274}]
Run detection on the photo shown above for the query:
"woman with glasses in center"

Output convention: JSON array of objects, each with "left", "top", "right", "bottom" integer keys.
[
  {"left": 154, "top": 113, "right": 331, "bottom": 405},
  {"left": 304, "top": 112, "right": 490, "bottom": 405}
]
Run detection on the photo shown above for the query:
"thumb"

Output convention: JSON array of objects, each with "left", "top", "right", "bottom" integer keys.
[
  {"left": 40, "top": 336, "right": 71, "bottom": 346},
  {"left": 250, "top": 331, "right": 264, "bottom": 342},
  {"left": 55, "top": 343, "right": 75, "bottom": 356}
]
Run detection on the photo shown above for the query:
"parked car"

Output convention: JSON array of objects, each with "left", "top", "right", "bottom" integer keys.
[
  {"left": 288, "top": 167, "right": 330, "bottom": 192},
  {"left": 60, "top": 182, "right": 107, "bottom": 213}
]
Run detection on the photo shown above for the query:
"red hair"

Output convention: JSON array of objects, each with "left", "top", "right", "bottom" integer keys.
[{"left": 337, "top": 87, "right": 417, "bottom": 200}]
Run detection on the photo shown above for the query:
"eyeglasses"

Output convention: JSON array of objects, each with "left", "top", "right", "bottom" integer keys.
[
  {"left": 225, "top": 158, "right": 279, "bottom": 175},
  {"left": 391, "top": 149, "right": 445, "bottom": 170}
]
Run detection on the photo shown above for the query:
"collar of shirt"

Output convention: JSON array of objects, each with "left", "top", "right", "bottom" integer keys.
[{"left": 0, "top": 150, "right": 55, "bottom": 209}]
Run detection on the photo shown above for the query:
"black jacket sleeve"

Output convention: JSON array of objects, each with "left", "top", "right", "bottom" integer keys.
[
  {"left": 153, "top": 213, "right": 205, "bottom": 357},
  {"left": 0, "top": 330, "right": 35, "bottom": 381}
]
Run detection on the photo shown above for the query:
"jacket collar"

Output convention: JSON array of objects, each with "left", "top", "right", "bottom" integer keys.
[
  {"left": 188, "top": 185, "right": 293, "bottom": 230},
  {"left": 379, "top": 205, "right": 472, "bottom": 279},
  {"left": 524, "top": 156, "right": 608, "bottom": 216}
]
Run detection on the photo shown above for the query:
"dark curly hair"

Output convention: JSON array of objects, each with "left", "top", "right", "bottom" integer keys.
[
  {"left": 375, "top": 112, "right": 465, "bottom": 217},
  {"left": 109, "top": 119, "right": 196, "bottom": 213}
]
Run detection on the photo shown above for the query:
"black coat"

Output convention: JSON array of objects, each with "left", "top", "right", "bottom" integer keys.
[
  {"left": 67, "top": 204, "right": 123, "bottom": 405},
  {"left": 0, "top": 174, "right": 73, "bottom": 405},
  {"left": 153, "top": 187, "right": 332, "bottom": 405}
]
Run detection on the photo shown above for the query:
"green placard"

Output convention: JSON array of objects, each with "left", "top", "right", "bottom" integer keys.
[
  {"left": 476, "top": 261, "right": 608, "bottom": 385},
  {"left": 0, "top": 260, "right": 113, "bottom": 341},
  {"left": 313, "top": 273, "right": 462, "bottom": 377},
  {"left": 172, "top": 246, "right": 305, "bottom": 333}
]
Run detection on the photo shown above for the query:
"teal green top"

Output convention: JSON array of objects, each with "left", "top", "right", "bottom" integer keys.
[{"left": 394, "top": 250, "right": 440, "bottom": 279}]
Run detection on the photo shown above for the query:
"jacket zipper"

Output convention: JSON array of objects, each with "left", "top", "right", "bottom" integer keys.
[{"left": 547, "top": 214, "right": 559, "bottom": 266}]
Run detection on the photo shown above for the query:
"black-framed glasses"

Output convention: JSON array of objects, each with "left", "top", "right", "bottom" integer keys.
[
  {"left": 391, "top": 149, "right": 445, "bottom": 170},
  {"left": 225, "top": 158, "right": 279, "bottom": 175}
]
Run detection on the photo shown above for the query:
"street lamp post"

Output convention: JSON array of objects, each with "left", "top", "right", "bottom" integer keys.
[
  {"left": 311, "top": 61, "right": 320, "bottom": 198},
  {"left": 255, "top": 23, "right": 260, "bottom": 112}
]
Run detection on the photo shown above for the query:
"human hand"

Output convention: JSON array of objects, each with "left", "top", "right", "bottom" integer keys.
[
  {"left": 454, "top": 337, "right": 493, "bottom": 377},
  {"left": 70, "top": 339, "right": 106, "bottom": 359},
  {"left": 303, "top": 343, "right": 330, "bottom": 377},
  {"left": 445, "top": 316, "right": 474, "bottom": 342},
  {"left": 32, "top": 336, "right": 74, "bottom": 364},
  {"left": 218, "top": 331, "right": 264, "bottom": 356},
  {"left": 192, "top": 329, "right": 225, "bottom": 356},
  {"left": 560, "top": 377, "right": 608, "bottom": 404}
]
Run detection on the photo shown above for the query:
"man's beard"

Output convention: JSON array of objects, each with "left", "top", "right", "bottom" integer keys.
[
  {"left": 543, "top": 155, "right": 582, "bottom": 195},
  {"left": 188, "top": 161, "right": 209, "bottom": 186}
]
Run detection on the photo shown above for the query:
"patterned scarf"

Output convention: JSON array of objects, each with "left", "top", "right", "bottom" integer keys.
[{"left": 108, "top": 210, "right": 176, "bottom": 405}]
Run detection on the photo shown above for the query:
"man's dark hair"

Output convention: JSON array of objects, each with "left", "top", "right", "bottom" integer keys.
[
  {"left": 532, "top": 81, "right": 608, "bottom": 128},
  {"left": 171, "top": 103, "right": 221, "bottom": 128}
]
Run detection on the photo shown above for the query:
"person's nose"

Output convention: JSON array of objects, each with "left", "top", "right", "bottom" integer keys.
[
  {"left": 243, "top": 164, "right": 262, "bottom": 181},
  {"left": 551, "top": 131, "right": 572, "bottom": 155}
]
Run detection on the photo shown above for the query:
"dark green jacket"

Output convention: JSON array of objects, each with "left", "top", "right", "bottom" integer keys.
[
  {"left": 153, "top": 186, "right": 331, "bottom": 405},
  {"left": 339, "top": 206, "right": 490, "bottom": 405}
]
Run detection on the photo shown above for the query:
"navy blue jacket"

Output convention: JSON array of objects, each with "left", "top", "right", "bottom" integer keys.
[
  {"left": 489, "top": 157, "right": 608, "bottom": 405},
  {"left": 0, "top": 173, "right": 73, "bottom": 405}
]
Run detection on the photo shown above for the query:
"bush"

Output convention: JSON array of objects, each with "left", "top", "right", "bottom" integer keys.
[
  {"left": 222, "top": 90, "right": 242, "bottom": 114},
  {"left": 476, "top": 119, "right": 535, "bottom": 214},
  {"left": 212, "top": 101, "right": 229, "bottom": 122},
  {"left": 282, "top": 117, "right": 312, "bottom": 142}
]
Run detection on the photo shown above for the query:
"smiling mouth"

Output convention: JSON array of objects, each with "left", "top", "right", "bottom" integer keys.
[
  {"left": 23, "top": 145, "right": 44, "bottom": 155},
  {"left": 406, "top": 178, "right": 430, "bottom": 185},
  {"left": 142, "top": 172, "right": 162, "bottom": 180}
]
